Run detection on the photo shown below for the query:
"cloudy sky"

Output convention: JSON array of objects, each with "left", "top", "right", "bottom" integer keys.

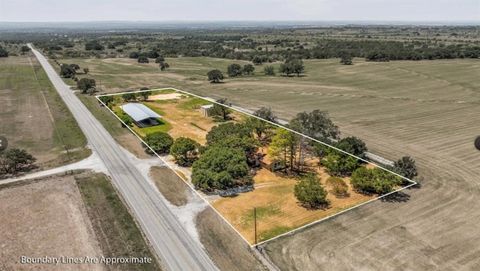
[{"left": 0, "top": 0, "right": 478, "bottom": 22}]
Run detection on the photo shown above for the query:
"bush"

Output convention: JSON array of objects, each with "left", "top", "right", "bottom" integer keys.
[
  {"left": 77, "top": 78, "right": 96, "bottom": 94},
  {"left": 227, "top": 63, "right": 243, "bottom": 77},
  {"left": 144, "top": 132, "right": 173, "bottom": 154},
  {"left": 207, "top": 69, "right": 224, "bottom": 83},
  {"left": 0, "top": 148, "right": 36, "bottom": 175},
  {"left": 138, "top": 56, "right": 149, "bottom": 63},
  {"left": 0, "top": 47, "right": 8, "bottom": 57},
  {"left": 264, "top": 65, "right": 275, "bottom": 76},
  {"left": 119, "top": 113, "right": 133, "bottom": 127},
  {"left": 351, "top": 167, "right": 401, "bottom": 194},
  {"left": 335, "top": 136, "right": 368, "bottom": 158},
  {"left": 129, "top": 51, "right": 140, "bottom": 59},
  {"left": 322, "top": 152, "right": 359, "bottom": 176},
  {"left": 393, "top": 156, "right": 417, "bottom": 180},
  {"left": 294, "top": 174, "right": 329, "bottom": 209},
  {"left": 60, "top": 64, "right": 76, "bottom": 78},
  {"left": 170, "top": 137, "right": 200, "bottom": 166},
  {"left": 326, "top": 177, "right": 349, "bottom": 197}
]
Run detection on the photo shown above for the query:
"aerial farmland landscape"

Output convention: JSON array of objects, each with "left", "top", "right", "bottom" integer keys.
[{"left": 0, "top": 1, "right": 479, "bottom": 270}]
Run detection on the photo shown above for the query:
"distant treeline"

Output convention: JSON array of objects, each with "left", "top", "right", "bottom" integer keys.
[{"left": 1, "top": 26, "right": 479, "bottom": 61}]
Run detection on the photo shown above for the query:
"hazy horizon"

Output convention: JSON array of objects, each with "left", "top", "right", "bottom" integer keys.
[{"left": 0, "top": 0, "right": 478, "bottom": 23}]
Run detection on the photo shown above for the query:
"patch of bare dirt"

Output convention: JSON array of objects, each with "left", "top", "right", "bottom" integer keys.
[{"left": 0, "top": 176, "right": 105, "bottom": 271}]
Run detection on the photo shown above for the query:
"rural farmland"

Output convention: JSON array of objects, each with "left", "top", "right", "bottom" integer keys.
[{"left": 58, "top": 55, "right": 480, "bottom": 269}]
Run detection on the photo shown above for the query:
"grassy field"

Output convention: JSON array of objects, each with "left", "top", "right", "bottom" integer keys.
[
  {"left": 58, "top": 56, "right": 480, "bottom": 269},
  {"left": 0, "top": 56, "right": 89, "bottom": 169},
  {"left": 76, "top": 173, "right": 161, "bottom": 271}
]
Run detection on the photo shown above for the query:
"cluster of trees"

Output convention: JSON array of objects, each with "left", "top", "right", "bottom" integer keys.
[
  {"left": 130, "top": 51, "right": 170, "bottom": 70},
  {"left": 227, "top": 63, "right": 255, "bottom": 77},
  {"left": 85, "top": 40, "right": 104, "bottom": 51},
  {"left": 0, "top": 147, "right": 36, "bottom": 177},
  {"left": 279, "top": 59, "right": 305, "bottom": 76},
  {"left": 59, "top": 63, "right": 89, "bottom": 79}
]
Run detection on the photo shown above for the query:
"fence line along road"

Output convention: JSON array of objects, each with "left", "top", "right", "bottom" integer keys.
[{"left": 28, "top": 44, "right": 218, "bottom": 271}]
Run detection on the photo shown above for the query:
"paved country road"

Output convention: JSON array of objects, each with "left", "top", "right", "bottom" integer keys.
[{"left": 29, "top": 44, "right": 219, "bottom": 271}]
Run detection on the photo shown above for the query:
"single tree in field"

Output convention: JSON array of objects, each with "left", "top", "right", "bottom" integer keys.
[
  {"left": 207, "top": 69, "right": 224, "bottom": 83},
  {"left": 170, "top": 137, "right": 200, "bottom": 166},
  {"left": 243, "top": 64, "right": 255, "bottom": 75},
  {"left": 60, "top": 64, "right": 76, "bottom": 78},
  {"left": 393, "top": 156, "right": 418, "bottom": 180},
  {"left": 155, "top": 55, "right": 165, "bottom": 63},
  {"left": 0, "top": 148, "right": 36, "bottom": 174},
  {"left": 138, "top": 56, "right": 149, "bottom": 63},
  {"left": 254, "top": 107, "right": 277, "bottom": 123},
  {"left": 144, "top": 132, "right": 174, "bottom": 154},
  {"left": 227, "top": 64, "right": 243, "bottom": 77},
  {"left": 83, "top": 68, "right": 89, "bottom": 74},
  {"left": 159, "top": 61, "right": 170, "bottom": 71},
  {"left": 77, "top": 78, "right": 96, "bottom": 94},
  {"left": 264, "top": 65, "right": 275, "bottom": 76},
  {"left": 294, "top": 174, "right": 329, "bottom": 209},
  {"left": 340, "top": 54, "right": 353, "bottom": 65}
]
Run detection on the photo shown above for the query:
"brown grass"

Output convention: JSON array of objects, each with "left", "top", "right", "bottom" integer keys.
[{"left": 149, "top": 166, "right": 189, "bottom": 206}]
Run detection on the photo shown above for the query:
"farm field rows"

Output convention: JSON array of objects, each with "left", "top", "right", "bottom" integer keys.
[
  {"left": 57, "top": 56, "right": 480, "bottom": 269},
  {"left": 0, "top": 56, "right": 89, "bottom": 170},
  {"left": 100, "top": 89, "right": 411, "bottom": 245}
]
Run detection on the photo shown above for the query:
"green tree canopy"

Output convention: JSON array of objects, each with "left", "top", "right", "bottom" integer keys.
[
  {"left": 268, "top": 128, "right": 298, "bottom": 172},
  {"left": 254, "top": 107, "right": 278, "bottom": 123},
  {"left": 206, "top": 123, "right": 252, "bottom": 146},
  {"left": 144, "top": 132, "right": 174, "bottom": 154},
  {"left": 322, "top": 152, "right": 359, "bottom": 176},
  {"left": 335, "top": 136, "right": 368, "bottom": 158},
  {"left": 243, "top": 64, "right": 255, "bottom": 75},
  {"left": 191, "top": 146, "right": 250, "bottom": 191},
  {"left": 170, "top": 137, "right": 200, "bottom": 166},
  {"left": 393, "top": 156, "right": 417, "bottom": 180},
  {"left": 289, "top": 110, "right": 340, "bottom": 141},
  {"left": 122, "top": 93, "right": 137, "bottom": 102},
  {"left": 138, "top": 56, "right": 149, "bottom": 63},
  {"left": 294, "top": 174, "right": 329, "bottom": 209},
  {"left": 207, "top": 69, "right": 224, "bottom": 83},
  {"left": 77, "top": 78, "right": 96, "bottom": 94},
  {"left": 227, "top": 63, "right": 243, "bottom": 77},
  {"left": 210, "top": 98, "right": 231, "bottom": 121},
  {"left": 60, "top": 64, "right": 76, "bottom": 78},
  {"left": 351, "top": 167, "right": 402, "bottom": 194},
  {"left": 0, "top": 148, "right": 36, "bottom": 174}
]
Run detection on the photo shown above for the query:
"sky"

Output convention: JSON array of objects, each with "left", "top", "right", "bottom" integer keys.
[{"left": 0, "top": 0, "right": 478, "bottom": 22}]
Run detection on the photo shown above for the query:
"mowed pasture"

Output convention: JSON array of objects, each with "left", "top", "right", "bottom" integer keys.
[
  {"left": 0, "top": 56, "right": 88, "bottom": 169},
  {"left": 60, "top": 56, "right": 480, "bottom": 269}
]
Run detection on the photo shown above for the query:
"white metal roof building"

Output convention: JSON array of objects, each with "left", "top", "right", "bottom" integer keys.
[{"left": 120, "top": 103, "right": 161, "bottom": 127}]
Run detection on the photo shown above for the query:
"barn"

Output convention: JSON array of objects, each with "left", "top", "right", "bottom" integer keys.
[{"left": 120, "top": 103, "right": 161, "bottom": 127}]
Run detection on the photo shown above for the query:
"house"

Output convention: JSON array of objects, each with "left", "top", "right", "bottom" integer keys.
[
  {"left": 120, "top": 103, "right": 161, "bottom": 127},
  {"left": 200, "top": 104, "right": 214, "bottom": 117}
]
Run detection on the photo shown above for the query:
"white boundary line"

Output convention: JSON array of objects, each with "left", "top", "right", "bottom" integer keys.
[{"left": 96, "top": 87, "right": 417, "bottom": 247}]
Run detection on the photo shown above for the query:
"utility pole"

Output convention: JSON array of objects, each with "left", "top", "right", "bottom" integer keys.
[{"left": 254, "top": 207, "right": 257, "bottom": 247}]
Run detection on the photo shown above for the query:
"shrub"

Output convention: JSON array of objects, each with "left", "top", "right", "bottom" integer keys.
[
  {"left": 294, "top": 174, "right": 329, "bottom": 209},
  {"left": 138, "top": 56, "right": 149, "bottom": 63},
  {"left": 322, "top": 152, "right": 359, "bottom": 176},
  {"left": 77, "top": 78, "right": 96, "bottom": 94},
  {"left": 264, "top": 65, "right": 275, "bottom": 76},
  {"left": 326, "top": 177, "right": 349, "bottom": 197},
  {"left": 144, "top": 132, "right": 173, "bottom": 154},
  {"left": 351, "top": 167, "right": 401, "bottom": 194},
  {"left": 335, "top": 136, "right": 368, "bottom": 158}
]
